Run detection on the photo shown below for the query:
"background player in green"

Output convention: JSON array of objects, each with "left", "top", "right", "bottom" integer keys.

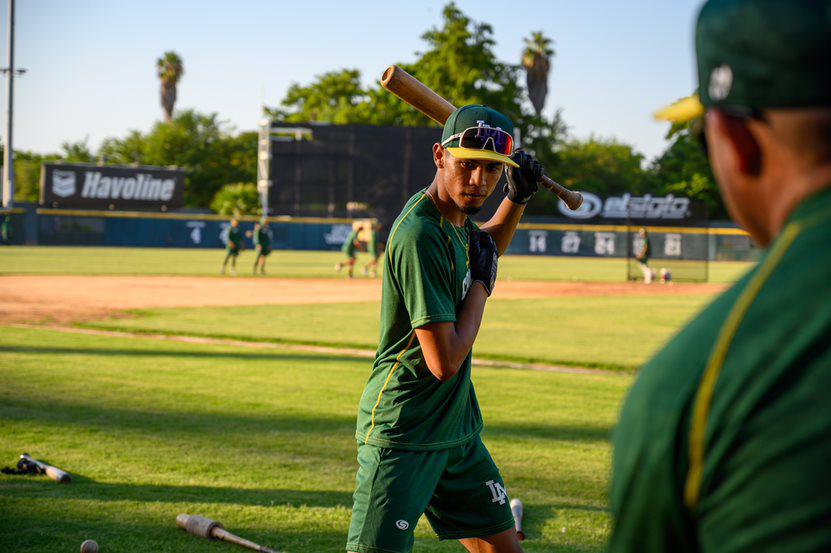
[
  {"left": 252, "top": 220, "right": 271, "bottom": 276},
  {"left": 335, "top": 225, "right": 360, "bottom": 278},
  {"left": 610, "top": 1, "right": 831, "bottom": 551},
  {"left": 220, "top": 218, "right": 243, "bottom": 275},
  {"left": 346, "top": 105, "right": 542, "bottom": 553},
  {"left": 634, "top": 227, "right": 652, "bottom": 284},
  {"left": 361, "top": 222, "right": 383, "bottom": 277}
]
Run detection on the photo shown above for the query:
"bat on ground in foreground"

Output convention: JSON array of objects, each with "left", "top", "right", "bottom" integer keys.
[
  {"left": 380, "top": 65, "right": 583, "bottom": 211},
  {"left": 20, "top": 453, "right": 71, "bottom": 483},
  {"left": 510, "top": 498, "right": 526, "bottom": 541},
  {"left": 177, "top": 514, "right": 280, "bottom": 553}
]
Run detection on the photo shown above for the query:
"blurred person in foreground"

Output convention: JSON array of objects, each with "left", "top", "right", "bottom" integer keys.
[{"left": 610, "top": 0, "right": 831, "bottom": 551}]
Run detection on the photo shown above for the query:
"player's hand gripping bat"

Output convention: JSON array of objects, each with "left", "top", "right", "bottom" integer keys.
[
  {"left": 177, "top": 514, "right": 280, "bottom": 553},
  {"left": 20, "top": 453, "right": 72, "bottom": 483},
  {"left": 380, "top": 65, "right": 583, "bottom": 211}
]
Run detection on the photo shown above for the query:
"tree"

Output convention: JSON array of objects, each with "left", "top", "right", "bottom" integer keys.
[
  {"left": 99, "top": 110, "right": 256, "bottom": 207},
  {"left": 157, "top": 51, "right": 184, "bottom": 123},
  {"left": 210, "top": 182, "right": 260, "bottom": 216},
  {"left": 651, "top": 124, "right": 725, "bottom": 217},
  {"left": 522, "top": 31, "right": 555, "bottom": 117}
]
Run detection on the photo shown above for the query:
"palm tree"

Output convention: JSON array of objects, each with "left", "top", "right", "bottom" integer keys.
[
  {"left": 522, "top": 32, "right": 555, "bottom": 117},
  {"left": 157, "top": 51, "right": 184, "bottom": 122}
]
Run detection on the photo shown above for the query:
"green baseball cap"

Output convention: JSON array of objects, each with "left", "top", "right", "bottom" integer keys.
[
  {"left": 440, "top": 105, "right": 519, "bottom": 168},
  {"left": 656, "top": 0, "right": 831, "bottom": 123}
]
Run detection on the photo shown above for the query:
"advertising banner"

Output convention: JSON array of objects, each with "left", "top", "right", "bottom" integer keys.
[{"left": 40, "top": 163, "right": 185, "bottom": 211}]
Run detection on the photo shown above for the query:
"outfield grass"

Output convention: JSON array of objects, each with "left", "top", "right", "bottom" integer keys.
[
  {"left": 87, "top": 293, "right": 714, "bottom": 372},
  {"left": 0, "top": 246, "right": 752, "bottom": 284},
  {"left": 0, "top": 327, "right": 630, "bottom": 552}
]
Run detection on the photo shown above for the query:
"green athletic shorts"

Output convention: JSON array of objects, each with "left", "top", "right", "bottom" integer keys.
[{"left": 346, "top": 436, "right": 515, "bottom": 553}]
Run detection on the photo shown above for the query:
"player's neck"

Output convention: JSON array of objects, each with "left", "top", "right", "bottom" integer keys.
[{"left": 425, "top": 181, "right": 465, "bottom": 227}]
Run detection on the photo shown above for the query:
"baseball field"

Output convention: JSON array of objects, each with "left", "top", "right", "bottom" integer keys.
[{"left": 0, "top": 247, "right": 752, "bottom": 552}]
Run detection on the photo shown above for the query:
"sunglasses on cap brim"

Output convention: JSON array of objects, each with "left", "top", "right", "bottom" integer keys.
[{"left": 441, "top": 126, "right": 514, "bottom": 157}]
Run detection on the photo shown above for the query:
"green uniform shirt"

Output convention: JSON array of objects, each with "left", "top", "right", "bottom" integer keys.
[
  {"left": 610, "top": 188, "right": 831, "bottom": 552},
  {"left": 255, "top": 227, "right": 271, "bottom": 249},
  {"left": 368, "top": 230, "right": 379, "bottom": 258},
  {"left": 227, "top": 227, "right": 242, "bottom": 250},
  {"left": 355, "top": 190, "right": 482, "bottom": 450},
  {"left": 342, "top": 229, "right": 358, "bottom": 256},
  {"left": 637, "top": 235, "right": 650, "bottom": 263}
]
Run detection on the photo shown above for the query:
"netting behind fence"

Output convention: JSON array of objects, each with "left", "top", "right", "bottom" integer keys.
[{"left": 626, "top": 201, "right": 709, "bottom": 282}]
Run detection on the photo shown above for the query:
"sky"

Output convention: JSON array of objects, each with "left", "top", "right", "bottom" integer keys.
[{"left": 1, "top": 0, "right": 702, "bottom": 161}]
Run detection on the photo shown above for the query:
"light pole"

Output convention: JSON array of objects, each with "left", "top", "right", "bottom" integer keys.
[{"left": 2, "top": 0, "right": 27, "bottom": 209}]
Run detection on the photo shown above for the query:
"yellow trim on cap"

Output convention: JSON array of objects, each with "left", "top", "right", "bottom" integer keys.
[
  {"left": 654, "top": 94, "right": 705, "bottom": 123},
  {"left": 446, "top": 147, "right": 520, "bottom": 168}
]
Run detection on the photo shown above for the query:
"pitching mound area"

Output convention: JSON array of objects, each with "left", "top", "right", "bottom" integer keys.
[{"left": 0, "top": 275, "right": 725, "bottom": 325}]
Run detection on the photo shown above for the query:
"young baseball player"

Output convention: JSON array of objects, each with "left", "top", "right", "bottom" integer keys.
[
  {"left": 221, "top": 218, "right": 243, "bottom": 275},
  {"left": 361, "top": 222, "right": 383, "bottom": 277},
  {"left": 347, "top": 105, "right": 542, "bottom": 553},
  {"left": 335, "top": 224, "right": 360, "bottom": 278},
  {"left": 634, "top": 227, "right": 653, "bottom": 284},
  {"left": 610, "top": 1, "right": 831, "bottom": 550},
  {"left": 252, "top": 221, "right": 272, "bottom": 275}
]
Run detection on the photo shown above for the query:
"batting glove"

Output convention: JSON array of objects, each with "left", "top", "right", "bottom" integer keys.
[{"left": 505, "top": 149, "right": 544, "bottom": 205}]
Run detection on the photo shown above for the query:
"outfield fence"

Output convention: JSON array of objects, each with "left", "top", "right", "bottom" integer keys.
[{"left": 0, "top": 205, "right": 762, "bottom": 262}]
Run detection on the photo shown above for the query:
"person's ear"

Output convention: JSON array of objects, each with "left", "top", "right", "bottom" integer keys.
[
  {"left": 708, "top": 110, "right": 762, "bottom": 176},
  {"left": 433, "top": 143, "right": 445, "bottom": 169}
]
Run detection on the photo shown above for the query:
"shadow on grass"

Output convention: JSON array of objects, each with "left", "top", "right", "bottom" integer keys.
[
  {"left": 3, "top": 478, "right": 353, "bottom": 508},
  {"left": 0, "top": 345, "right": 365, "bottom": 365},
  {"left": 0, "top": 503, "right": 347, "bottom": 553},
  {"left": 485, "top": 421, "right": 613, "bottom": 443}
]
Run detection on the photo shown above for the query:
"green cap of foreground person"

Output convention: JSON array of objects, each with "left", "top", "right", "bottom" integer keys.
[
  {"left": 611, "top": 1, "right": 831, "bottom": 552},
  {"left": 655, "top": 0, "right": 831, "bottom": 123},
  {"left": 440, "top": 105, "right": 519, "bottom": 168}
]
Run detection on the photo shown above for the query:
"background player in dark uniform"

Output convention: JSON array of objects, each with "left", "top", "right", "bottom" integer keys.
[
  {"left": 221, "top": 218, "right": 243, "bottom": 275},
  {"left": 347, "top": 105, "right": 542, "bottom": 553},
  {"left": 361, "top": 222, "right": 383, "bottom": 278},
  {"left": 634, "top": 227, "right": 652, "bottom": 284},
  {"left": 610, "top": 1, "right": 831, "bottom": 551},
  {"left": 252, "top": 221, "right": 271, "bottom": 276},
  {"left": 335, "top": 225, "right": 360, "bottom": 278}
]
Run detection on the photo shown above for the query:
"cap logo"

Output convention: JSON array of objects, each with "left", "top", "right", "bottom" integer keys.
[{"left": 708, "top": 64, "right": 733, "bottom": 101}]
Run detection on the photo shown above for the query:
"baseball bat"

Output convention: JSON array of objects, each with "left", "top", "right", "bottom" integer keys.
[
  {"left": 510, "top": 498, "right": 525, "bottom": 541},
  {"left": 21, "top": 453, "right": 71, "bottom": 484},
  {"left": 177, "top": 514, "right": 280, "bottom": 553},
  {"left": 380, "top": 65, "right": 583, "bottom": 211}
]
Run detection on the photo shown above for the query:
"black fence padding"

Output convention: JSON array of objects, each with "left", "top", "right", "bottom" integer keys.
[{"left": 268, "top": 123, "right": 507, "bottom": 233}]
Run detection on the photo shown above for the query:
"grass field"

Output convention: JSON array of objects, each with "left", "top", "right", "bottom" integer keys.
[
  {"left": 0, "top": 246, "right": 752, "bottom": 284},
  {"left": 0, "top": 246, "right": 755, "bottom": 551}
]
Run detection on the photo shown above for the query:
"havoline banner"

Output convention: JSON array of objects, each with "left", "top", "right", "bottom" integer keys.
[{"left": 40, "top": 163, "right": 185, "bottom": 211}]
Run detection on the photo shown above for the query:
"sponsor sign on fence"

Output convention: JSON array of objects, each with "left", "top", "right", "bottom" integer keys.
[{"left": 40, "top": 163, "right": 185, "bottom": 211}]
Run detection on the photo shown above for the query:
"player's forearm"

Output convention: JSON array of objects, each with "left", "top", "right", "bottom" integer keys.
[
  {"left": 479, "top": 197, "right": 526, "bottom": 256},
  {"left": 417, "top": 283, "right": 489, "bottom": 381}
]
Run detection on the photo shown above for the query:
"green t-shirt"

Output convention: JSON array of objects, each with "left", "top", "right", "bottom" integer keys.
[
  {"left": 610, "top": 187, "right": 831, "bottom": 552},
  {"left": 368, "top": 230, "right": 379, "bottom": 257},
  {"left": 355, "top": 190, "right": 482, "bottom": 450},
  {"left": 227, "top": 227, "right": 242, "bottom": 249},
  {"left": 255, "top": 227, "right": 271, "bottom": 249},
  {"left": 342, "top": 229, "right": 358, "bottom": 255}
]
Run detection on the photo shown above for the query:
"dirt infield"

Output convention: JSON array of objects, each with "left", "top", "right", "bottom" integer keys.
[{"left": 0, "top": 275, "right": 725, "bottom": 324}]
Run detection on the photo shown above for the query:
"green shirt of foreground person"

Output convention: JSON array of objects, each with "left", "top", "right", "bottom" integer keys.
[{"left": 610, "top": 1, "right": 831, "bottom": 551}]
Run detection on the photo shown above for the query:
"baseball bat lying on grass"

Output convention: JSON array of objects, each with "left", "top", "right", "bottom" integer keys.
[
  {"left": 380, "top": 65, "right": 583, "bottom": 211},
  {"left": 21, "top": 453, "right": 72, "bottom": 483},
  {"left": 177, "top": 514, "right": 280, "bottom": 553}
]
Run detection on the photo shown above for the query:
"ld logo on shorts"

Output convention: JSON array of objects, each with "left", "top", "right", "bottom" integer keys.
[
  {"left": 395, "top": 520, "right": 409, "bottom": 530},
  {"left": 485, "top": 480, "right": 508, "bottom": 505}
]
